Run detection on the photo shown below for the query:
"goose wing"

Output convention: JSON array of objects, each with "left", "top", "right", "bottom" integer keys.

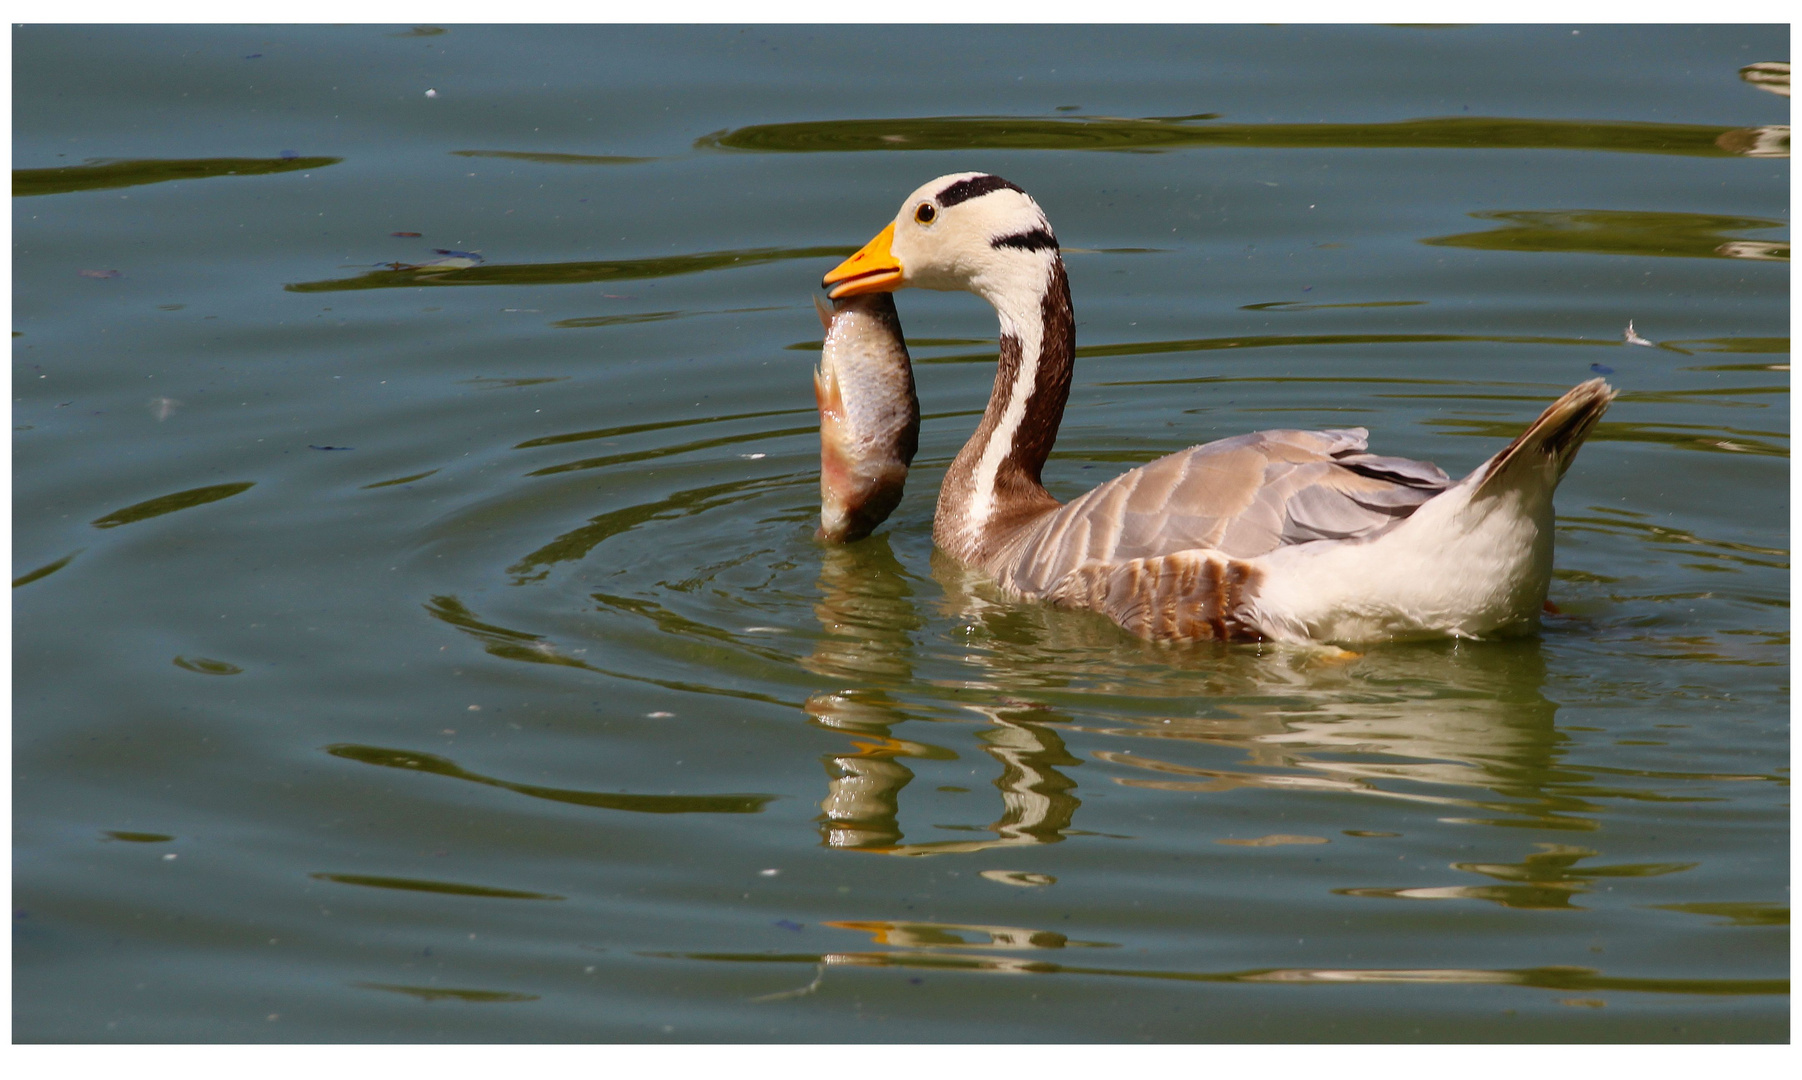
[{"left": 1004, "top": 428, "right": 1451, "bottom": 594}]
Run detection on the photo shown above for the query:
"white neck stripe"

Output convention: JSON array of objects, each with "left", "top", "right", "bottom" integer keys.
[{"left": 964, "top": 258, "right": 1053, "bottom": 539}]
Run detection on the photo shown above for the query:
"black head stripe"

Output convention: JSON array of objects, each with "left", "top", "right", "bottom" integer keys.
[
  {"left": 936, "top": 174, "right": 1023, "bottom": 208},
  {"left": 992, "top": 227, "right": 1058, "bottom": 252}
]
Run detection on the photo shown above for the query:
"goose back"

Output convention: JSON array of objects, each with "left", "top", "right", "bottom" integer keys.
[{"left": 995, "top": 427, "right": 1452, "bottom": 597}]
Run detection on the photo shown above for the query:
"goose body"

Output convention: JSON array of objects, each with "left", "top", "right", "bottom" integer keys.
[{"left": 823, "top": 173, "right": 1614, "bottom": 645}]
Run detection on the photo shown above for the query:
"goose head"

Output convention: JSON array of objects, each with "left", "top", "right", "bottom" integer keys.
[
  {"left": 824, "top": 174, "right": 1075, "bottom": 564},
  {"left": 823, "top": 172, "right": 1060, "bottom": 322}
]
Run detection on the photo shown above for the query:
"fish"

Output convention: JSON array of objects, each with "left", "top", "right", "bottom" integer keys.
[{"left": 813, "top": 292, "right": 919, "bottom": 543}]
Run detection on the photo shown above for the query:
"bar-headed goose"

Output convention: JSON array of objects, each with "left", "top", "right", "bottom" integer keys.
[{"left": 822, "top": 172, "right": 1614, "bottom": 645}]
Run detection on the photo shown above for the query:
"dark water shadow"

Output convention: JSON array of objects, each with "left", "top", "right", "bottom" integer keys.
[
  {"left": 172, "top": 656, "right": 242, "bottom": 675},
  {"left": 424, "top": 594, "right": 799, "bottom": 709},
  {"left": 464, "top": 376, "right": 568, "bottom": 390},
  {"left": 550, "top": 310, "right": 683, "bottom": 329},
  {"left": 284, "top": 245, "right": 853, "bottom": 293},
  {"left": 451, "top": 149, "right": 653, "bottom": 165},
  {"left": 14, "top": 550, "right": 80, "bottom": 588},
  {"left": 1653, "top": 902, "right": 1788, "bottom": 927},
  {"left": 325, "top": 742, "right": 776, "bottom": 814},
  {"left": 363, "top": 469, "right": 441, "bottom": 489},
  {"left": 1242, "top": 300, "right": 1427, "bottom": 312},
  {"left": 91, "top": 482, "right": 255, "bottom": 529},
  {"left": 698, "top": 114, "right": 1761, "bottom": 158},
  {"left": 505, "top": 475, "right": 795, "bottom": 582},
  {"left": 354, "top": 983, "right": 538, "bottom": 1003},
  {"left": 14, "top": 155, "right": 342, "bottom": 197},
  {"left": 311, "top": 872, "right": 564, "bottom": 900},
  {"left": 1424, "top": 210, "right": 1790, "bottom": 261}
]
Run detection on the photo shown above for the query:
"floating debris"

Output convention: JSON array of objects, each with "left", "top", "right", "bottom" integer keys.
[
  {"left": 308, "top": 445, "right": 354, "bottom": 451},
  {"left": 149, "top": 396, "right": 181, "bottom": 421},
  {"left": 1623, "top": 320, "right": 1655, "bottom": 347},
  {"left": 1216, "top": 834, "right": 1329, "bottom": 847},
  {"left": 425, "top": 88, "right": 438, "bottom": 98},
  {"left": 773, "top": 920, "right": 804, "bottom": 932},
  {"left": 391, "top": 231, "right": 422, "bottom": 238},
  {"left": 749, "top": 965, "right": 825, "bottom": 1003},
  {"left": 1589, "top": 363, "right": 1615, "bottom": 375},
  {"left": 980, "top": 870, "right": 1057, "bottom": 887},
  {"left": 77, "top": 269, "right": 121, "bottom": 279}
]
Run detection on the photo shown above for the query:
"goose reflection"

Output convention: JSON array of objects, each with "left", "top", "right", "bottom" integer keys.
[
  {"left": 805, "top": 536, "right": 1608, "bottom": 855},
  {"left": 1337, "top": 842, "right": 1698, "bottom": 910},
  {"left": 939, "top": 549, "right": 1601, "bottom": 829},
  {"left": 805, "top": 538, "right": 1082, "bottom": 854}
]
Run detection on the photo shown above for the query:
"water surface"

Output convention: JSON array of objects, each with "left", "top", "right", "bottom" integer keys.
[{"left": 12, "top": 24, "right": 1789, "bottom": 1042}]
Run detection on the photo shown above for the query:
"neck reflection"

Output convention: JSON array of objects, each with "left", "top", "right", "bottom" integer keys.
[{"left": 806, "top": 538, "right": 1081, "bottom": 855}]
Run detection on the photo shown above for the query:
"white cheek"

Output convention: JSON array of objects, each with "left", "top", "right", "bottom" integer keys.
[{"left": 896, "top": 229, "right": 968, "bottom": 290}]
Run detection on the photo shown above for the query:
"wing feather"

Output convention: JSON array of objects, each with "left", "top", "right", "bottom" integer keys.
[{"left": 1001, "top": 428, "right": 1451, "bottom": 597}]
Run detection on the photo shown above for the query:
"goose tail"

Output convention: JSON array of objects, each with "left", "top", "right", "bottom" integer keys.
[{"left": 1471, "top": 378, "right": 1616, "bottom": 500}]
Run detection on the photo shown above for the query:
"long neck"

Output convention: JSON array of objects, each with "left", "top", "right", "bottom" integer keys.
[{"left": 935, "top": 257, "right": 1074, "bottom": 567}]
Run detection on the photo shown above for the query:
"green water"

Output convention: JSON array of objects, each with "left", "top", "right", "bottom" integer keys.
[{"left": 12, "top": 24, "right": 1788, "bottom": 1042}]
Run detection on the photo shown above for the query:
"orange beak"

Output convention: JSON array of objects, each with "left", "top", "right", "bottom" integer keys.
[{"left": 822, "top": 222, "right": 903, "bottom": 299}]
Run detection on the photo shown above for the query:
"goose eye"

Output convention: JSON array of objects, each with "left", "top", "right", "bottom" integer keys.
[{"left": 914, "top": 203, "right": 937, "bottom": 225}]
